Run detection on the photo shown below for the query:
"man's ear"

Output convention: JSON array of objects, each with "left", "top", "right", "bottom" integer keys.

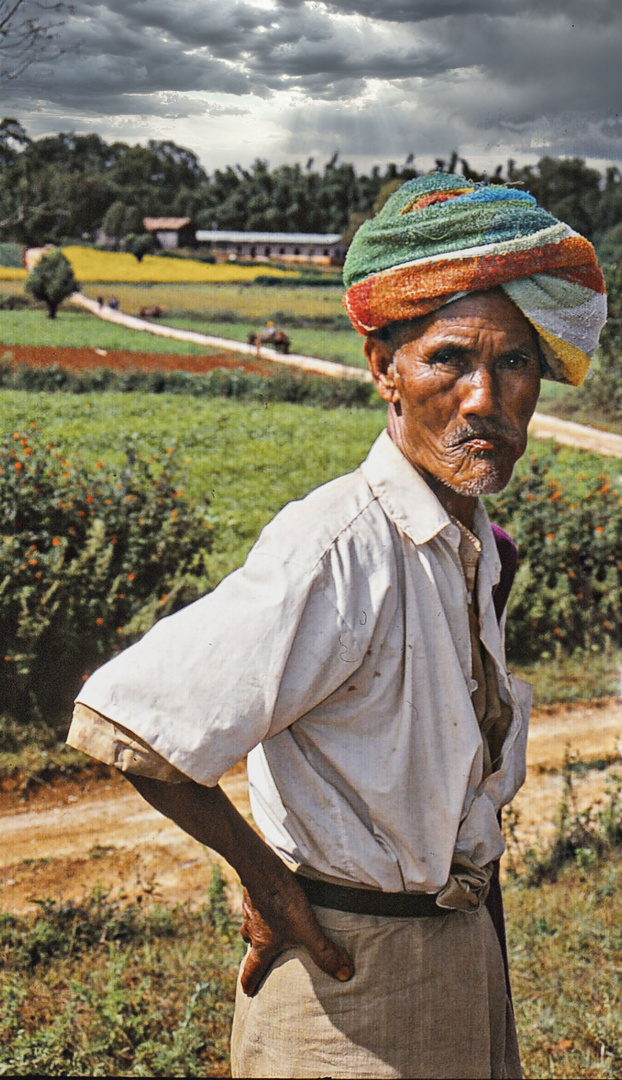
[{"left": 364, "top": 336, "right": 400, "bottom": 404}]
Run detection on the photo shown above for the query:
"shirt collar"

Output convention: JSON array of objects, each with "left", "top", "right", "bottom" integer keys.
[{"left": 360, "top": 430, "right": 501, "bottom": 583}]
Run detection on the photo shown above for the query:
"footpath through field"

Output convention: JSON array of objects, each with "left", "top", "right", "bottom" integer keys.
[{"left": 71, "top": 291, "right": 622, "bottom": 459}]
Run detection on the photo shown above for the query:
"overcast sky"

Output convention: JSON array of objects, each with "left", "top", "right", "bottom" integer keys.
[{"left": 4, "top": 0, "right": 622, "bottom": 176}]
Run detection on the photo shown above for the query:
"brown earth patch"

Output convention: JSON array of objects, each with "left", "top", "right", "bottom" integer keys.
[
  {"left": 0, "top": 343, "right": 282, "bottom": 378},
  {"left": 0, "top": 700, "right": 620, "bottom": 915}
]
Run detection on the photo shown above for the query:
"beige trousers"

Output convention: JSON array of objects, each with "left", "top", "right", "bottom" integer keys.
[{"left": 231, "top": 904, "right": 521, "bottom": 1080}]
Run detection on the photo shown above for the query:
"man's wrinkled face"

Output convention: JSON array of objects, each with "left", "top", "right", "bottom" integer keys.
[{"left": 366, "top": 290, "right": 542, "bottom": 498}]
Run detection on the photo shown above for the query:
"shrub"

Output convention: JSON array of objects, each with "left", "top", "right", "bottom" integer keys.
[
  {"left": 25, "top": 249, "right": 77, "bottom": 319},
  {"left": 0, "top": 360, "right": 378, "bottom": 408},
  {"left": 0, "top": 430, "right": 215, "bottom": 727},
  {"left": 0, "top": 242, "right": 24, "bottom": 268},
  {"left": 489, "top": 453, "right": 622, "bottom": 660},
  {"left": 121, "top": 231, "right": 157, "bottom": 263}
]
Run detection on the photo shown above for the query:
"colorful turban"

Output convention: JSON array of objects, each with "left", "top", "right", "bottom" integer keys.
[{"left": 343, "top": 172, "right": 607, "bottom": 386}]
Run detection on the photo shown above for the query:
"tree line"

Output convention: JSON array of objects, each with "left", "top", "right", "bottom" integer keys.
[{"left": 1, "top": 119, "right": 621, "bottom": 259}]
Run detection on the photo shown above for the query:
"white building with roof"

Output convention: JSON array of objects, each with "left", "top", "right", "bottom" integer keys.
[{"left": 195, "top": 230, "right": 346, "bottom": 264}]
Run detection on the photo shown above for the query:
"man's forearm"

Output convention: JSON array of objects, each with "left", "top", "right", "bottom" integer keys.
[
  {"left": 126, "top": 774, "right": 291, "bottom": 900},
  {"left": 126, "top": 772, "right": 354, "bottom": 994}
]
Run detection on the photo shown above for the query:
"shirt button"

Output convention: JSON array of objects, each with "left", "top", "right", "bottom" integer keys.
[{"left": 469, "top": 678, "right": 479, "bottom": 693}]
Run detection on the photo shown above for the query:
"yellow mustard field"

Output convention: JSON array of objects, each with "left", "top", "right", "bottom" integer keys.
[
  {"left": 0, "top": 268, "right": 27, "bottom": 280},
  {"left": 63, "top": 247, "right": 298, "bottom": 284},
  {"left": 0, "top": 248, "right": 298, "bottom": 284}
]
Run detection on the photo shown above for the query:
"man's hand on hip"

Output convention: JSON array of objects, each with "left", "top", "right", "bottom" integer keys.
[
  {"left": 239, "top": 875, "right": 354, "bottom": 996},
  {"left": 126, "top": 773, "right": 354, "bottom": 996}
]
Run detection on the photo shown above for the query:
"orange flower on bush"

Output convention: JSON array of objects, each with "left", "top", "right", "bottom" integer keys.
[{"left": 52, "top": 537, "right": 61, "bottom": 546}]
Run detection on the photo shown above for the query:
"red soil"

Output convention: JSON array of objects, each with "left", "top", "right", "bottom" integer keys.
[{"left": 0, "top": 343, "right": 281, "bottom": 377}]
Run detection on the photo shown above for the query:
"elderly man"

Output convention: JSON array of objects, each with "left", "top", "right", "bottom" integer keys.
[{"left": 67, "top": 173, "right": 606, "bottom": 1079}]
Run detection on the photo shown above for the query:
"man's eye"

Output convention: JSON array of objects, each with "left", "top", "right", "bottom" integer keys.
[
  {"left": 428, "top": 347, "right": 467, "bottom": 366},
  {"left": 501, "top": 352, "right": 533, "bottom": 370}
]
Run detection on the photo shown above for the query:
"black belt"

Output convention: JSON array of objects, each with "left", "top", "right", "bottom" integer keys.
[{"left": 297, "top": 875, "right": 448, "bottom": 918}]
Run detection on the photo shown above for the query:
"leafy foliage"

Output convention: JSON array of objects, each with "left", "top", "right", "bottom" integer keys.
[
  {"left": 580, "top": 263, "right": 622, "bottom": 417},
  {"left": 24, "top": 248, "right": 76, "bottom": 318},
  {"left": 3, "top": 118, "right": 622, "bottom": 248},
  {"left": 491, "top": 452, "right": 622, "bottom": 660},
  {"left": 121, "top": 231, "right": 157, "bottom": 262},
  {"left": 0, "top": 428, "right": 215, "bottom": 725},
  {"left": 0, "top": 359, "right": 377, "bottom": 407},
  {"left": 100, "top": 200, "right": 140, "bottom": 245},
  {"left": 0, "top": 240, "right": 23, "bottom": 266}
]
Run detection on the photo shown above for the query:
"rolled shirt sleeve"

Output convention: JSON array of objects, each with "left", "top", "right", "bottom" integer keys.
[{"left": 67, "top": 703, "right": 190, "bottom": 782}]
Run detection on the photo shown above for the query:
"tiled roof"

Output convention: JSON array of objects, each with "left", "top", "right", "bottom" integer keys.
[{"left": 143, "top": 218, "right": 192, "bottom": 231}]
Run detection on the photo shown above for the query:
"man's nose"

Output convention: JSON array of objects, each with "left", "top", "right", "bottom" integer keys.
[{"left": 459, "top": 365, "right": 499, "bottom": 418}]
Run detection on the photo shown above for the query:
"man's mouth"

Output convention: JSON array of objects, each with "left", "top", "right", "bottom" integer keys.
[{"left": 446, "top": 423, "right": 520, "bottom": 455}]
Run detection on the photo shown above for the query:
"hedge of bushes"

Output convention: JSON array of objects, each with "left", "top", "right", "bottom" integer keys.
[
  {"left": 491, "top": 453, "right": 622, "bottom": 661},
  {"left": 0, "top": 361, "right": 377, "bottom": 409},
  {"left": 0, "top": 430, "right": 215, "bottom": 726}
]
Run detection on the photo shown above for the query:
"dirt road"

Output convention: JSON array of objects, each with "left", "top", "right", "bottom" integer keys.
[{"left": 1, "top": 699, "right": 620, "bottom": 915}]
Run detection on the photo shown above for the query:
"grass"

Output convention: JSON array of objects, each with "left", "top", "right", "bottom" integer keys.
[
  {"left": 162, "top": 316, "right": 367, "bottom": 368},
  {"left": 0, "top": 310, "right": 224, "bottom": 355},
  {"left": 0, "top": 285, "right": 366, "bottom": 368},
  {"left": 1, "top": 821, "right": 621, "bottom": 1076},
  {"left": 506, "top": 853, "right": 622, "bottom": 1079},
  {"left": 511, "top": 647, "right": 622, "bottom": 705},
  {"left": 537, "top": 379, "right": 622, "bottom": 436},
  {"left": 503, "top": 761, "right": 622, "bottom": 1078},
  {"left": 0, "top": 867, "right": 244, "bottom": 1077}
]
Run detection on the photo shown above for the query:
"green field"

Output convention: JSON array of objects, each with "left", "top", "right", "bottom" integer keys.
[
  {"left": 3, "top": 388, "right": 620, "bottom": 703},
  {"left": 0, "top": 310, "right": 226, "bottom": 356},
  {"left": 161, "top": 316, "right": 367, "bottom": 368},
  {"left": 0, "top": 390, "right": 386, "bottom": 583},
  {"left": 1, "top": 281, "right": 367, "bottom": 369},
  {"left": 3, "top": 388, "right": 616, "bottom": 582}
]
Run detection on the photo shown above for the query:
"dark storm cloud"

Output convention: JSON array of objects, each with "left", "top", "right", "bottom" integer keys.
[{"left": 7, "top": 0, "right": 622, "bottom": 165}]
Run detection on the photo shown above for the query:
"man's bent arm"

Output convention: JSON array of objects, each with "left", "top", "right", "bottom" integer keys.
[{"left": 127, "top": 774, "right": 354, "bottom": 995}]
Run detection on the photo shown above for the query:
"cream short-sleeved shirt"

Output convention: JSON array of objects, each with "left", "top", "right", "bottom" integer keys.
[{"left": 69, "top": 431, "right": 531, "bottom": 900}]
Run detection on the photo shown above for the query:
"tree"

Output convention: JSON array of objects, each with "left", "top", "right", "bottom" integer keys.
[
  {"left": 101, "top": 200, "right": 140, "bottom": 247},
  {"left": 0, "top": 0, "right": 73, "bottom": 82},
  {"left": 25, "top": 247, "right": 77, "bottom": 318},
  {"left": 122, "top": 231, "right": 156, "bottom": 263}
]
